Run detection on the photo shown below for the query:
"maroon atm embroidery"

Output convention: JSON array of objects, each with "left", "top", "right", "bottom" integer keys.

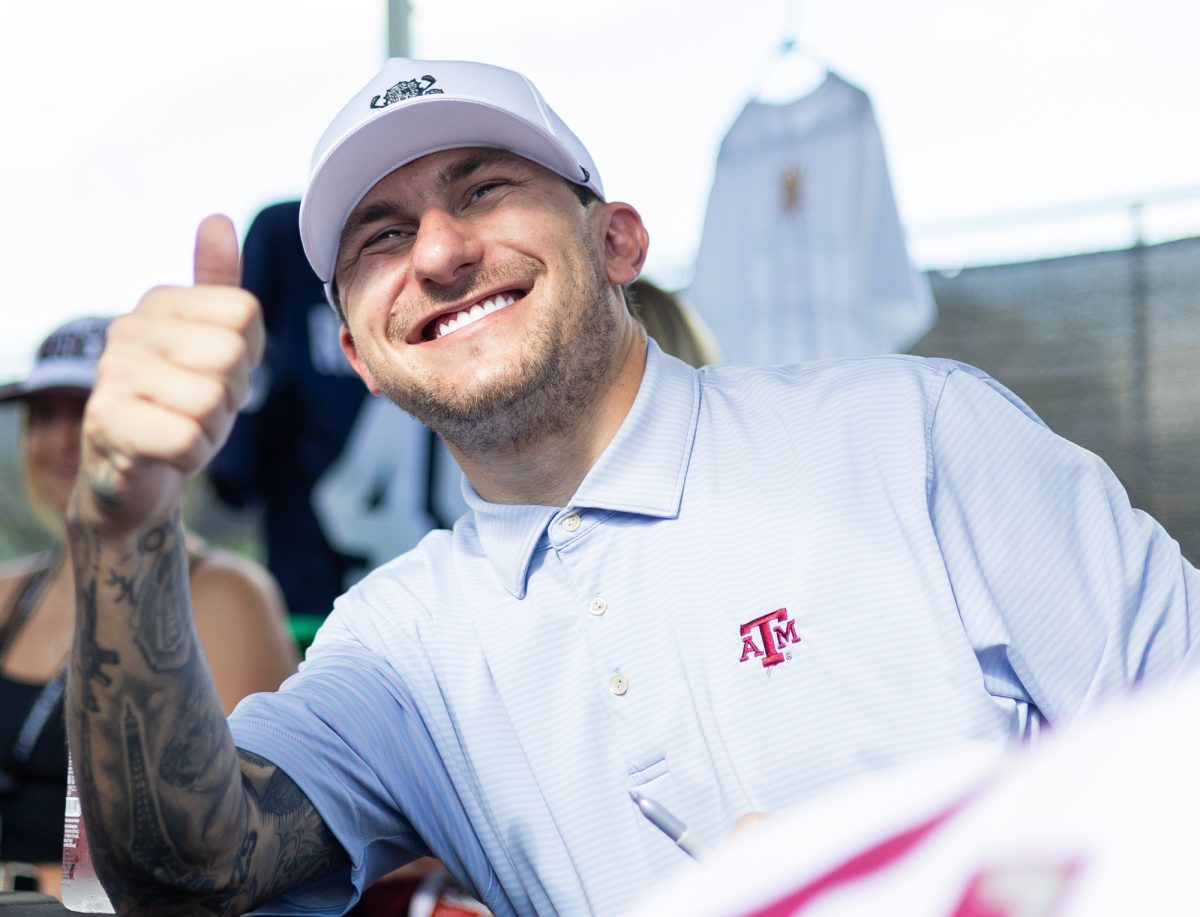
[{"left": 739, "top": 608, "right": 800, "bottom": 667}]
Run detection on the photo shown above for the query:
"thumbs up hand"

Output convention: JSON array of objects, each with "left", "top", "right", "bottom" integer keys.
[{"left": 73, "top": 215, "right": 265, "bottom": 536}]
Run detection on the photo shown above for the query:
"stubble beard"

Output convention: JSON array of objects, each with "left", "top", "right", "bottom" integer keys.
[{"left": 364, "top": 246, "right": 621, "bottom": 455}]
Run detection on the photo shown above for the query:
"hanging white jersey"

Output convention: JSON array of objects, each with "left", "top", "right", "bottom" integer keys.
[{"left": 684, "top": 73, "right": 935, "bottom": 364}]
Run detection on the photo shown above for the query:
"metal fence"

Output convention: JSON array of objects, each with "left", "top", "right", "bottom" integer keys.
[{"left": 911, "top": 235, "right": 1200, "bottom": 565}]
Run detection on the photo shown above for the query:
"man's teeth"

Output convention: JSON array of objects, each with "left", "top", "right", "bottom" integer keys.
[{"left": 436, "top": 293, "right": 517, "bottom": 339}]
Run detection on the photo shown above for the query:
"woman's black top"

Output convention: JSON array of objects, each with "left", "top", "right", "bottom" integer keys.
[{"left": 0, "top": 561, "right": 68, "bottom": 865}]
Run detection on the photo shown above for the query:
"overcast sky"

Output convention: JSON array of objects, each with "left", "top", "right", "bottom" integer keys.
[{"left": 2, "top": 0, "right": 1197, "bottom": 379}]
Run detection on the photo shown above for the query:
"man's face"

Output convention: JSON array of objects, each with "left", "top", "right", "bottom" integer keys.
[{"left": 334, "top": 147, "right": 631, "bottom": 452}]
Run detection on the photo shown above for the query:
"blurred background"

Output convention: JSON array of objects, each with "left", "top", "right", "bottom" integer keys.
[{"left": 2, "top": 0, "right": 1198, "bottom": 578}]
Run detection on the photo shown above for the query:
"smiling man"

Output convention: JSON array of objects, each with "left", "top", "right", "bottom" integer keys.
[
  {"left": 331, "top": 145, "right": 646, "bottom": 484},
  {"left": 66, "top": 59, "right": 1200, "bottom": 917}
]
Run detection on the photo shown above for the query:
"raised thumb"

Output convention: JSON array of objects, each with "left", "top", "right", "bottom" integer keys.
[{"left": 193, "top": 214, "right": 241, "bottom": 287}]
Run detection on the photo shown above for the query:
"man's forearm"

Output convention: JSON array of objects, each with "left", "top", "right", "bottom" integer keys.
[
  {"left": 67, "top": 511, "right": 251, "bottom": 913},
  {"left": 64, "top": 218, "right": 345, "bottom": 914}
]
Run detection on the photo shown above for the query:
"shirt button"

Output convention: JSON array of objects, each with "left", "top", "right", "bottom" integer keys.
[
  {"left": 589, "top": 596, "right": 608, "bottom": 616},
  {"left": 609, "top": 675, "right": 629, "bottom": 696},
  {"left": 561, "top": 513, "right": 582, "bottom": 533}
]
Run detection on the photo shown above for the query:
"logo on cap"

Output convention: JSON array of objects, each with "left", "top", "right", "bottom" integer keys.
[
  {"left": 39, "top": 324, "right": 107, "bottom": 361},
  {"left": 370, "top": 74, "right": 445, "bottom": 110}
]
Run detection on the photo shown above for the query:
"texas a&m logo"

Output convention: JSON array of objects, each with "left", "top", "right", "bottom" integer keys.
[{"left": 739, "top": 607, "right": 800, "bottom": 668}]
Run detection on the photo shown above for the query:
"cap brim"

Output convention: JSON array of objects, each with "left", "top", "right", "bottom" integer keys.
[
  {"left": 300, "top": 96, "right": 593, "bottom": 283},
  {"left": 0, "top": 361, "right": 97, "bottom": 402}
]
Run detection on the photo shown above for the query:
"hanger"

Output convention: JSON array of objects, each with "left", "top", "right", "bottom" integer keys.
[{"left": 751, "top": 0, "right": 830, "bottom": 104}]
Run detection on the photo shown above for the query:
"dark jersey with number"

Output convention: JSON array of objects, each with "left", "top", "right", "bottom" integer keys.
[{"left": 207, "top": 201, "right": 370, "bottom": 617}]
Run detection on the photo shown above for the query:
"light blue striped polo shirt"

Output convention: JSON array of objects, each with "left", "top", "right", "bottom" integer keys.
[{"left": 231, "top": 340, "right": 1200, "bottom": 916}]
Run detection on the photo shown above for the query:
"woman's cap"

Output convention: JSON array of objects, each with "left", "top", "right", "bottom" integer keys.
[
  {"left": 0, "top": 316, "right": 111, "bottom": 402},
  {"left": 299, "top": 58, "right": 605, "bottom": 290}
]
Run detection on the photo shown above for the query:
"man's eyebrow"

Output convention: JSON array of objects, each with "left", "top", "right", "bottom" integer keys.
[
  {"left": 340, "top": 199, "right": 402, "bottom": 249},
  {"left": 438, "top": 149, "right": 521, "bottom": 187},
  {"left": 338, "top": 150, "right": 522, "bottom": 256}
]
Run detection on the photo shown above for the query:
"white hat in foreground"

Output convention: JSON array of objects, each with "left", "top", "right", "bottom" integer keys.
[{"left": 300, "top": 58, "right": 605, "bottom": 288}]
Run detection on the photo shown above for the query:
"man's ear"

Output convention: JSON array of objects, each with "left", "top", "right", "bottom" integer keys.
[
  {"left": 339, "top": 325, "right": 384, "bottom": 395},
  {"left": 600, "top": 203, "right": 649, "bottom": 285}
]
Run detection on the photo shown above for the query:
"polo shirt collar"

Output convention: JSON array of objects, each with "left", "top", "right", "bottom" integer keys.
[{"left": 464, "top": 339, "right": 701, "bottom": 598}]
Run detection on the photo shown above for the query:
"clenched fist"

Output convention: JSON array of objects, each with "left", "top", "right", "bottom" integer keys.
[{"left": 72, "top": 215, "right": 265, "bottom": 536}]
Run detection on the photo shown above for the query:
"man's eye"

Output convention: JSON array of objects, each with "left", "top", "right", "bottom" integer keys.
[
  {"left": 468, "top": 181, "right": 506, "bottom": 203},
  {"left": 363, "top": 226, "right": 414, "bottom": 249}
]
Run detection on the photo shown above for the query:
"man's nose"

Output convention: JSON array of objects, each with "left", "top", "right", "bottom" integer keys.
[{"left": 411, "top": 210, "right": 484, "bottom": 287}]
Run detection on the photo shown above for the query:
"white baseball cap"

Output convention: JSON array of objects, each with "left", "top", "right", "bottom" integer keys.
[
  {"left": 299, "top": 58, "right": 605, "bottom": 292},
  {"left": 0, "top": 316, "right": 111, "bottom": 402}
]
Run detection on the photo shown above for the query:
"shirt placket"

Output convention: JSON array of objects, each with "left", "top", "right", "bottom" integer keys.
[{"left": 545, "top": 507, "right": 669, "bottom": 781}]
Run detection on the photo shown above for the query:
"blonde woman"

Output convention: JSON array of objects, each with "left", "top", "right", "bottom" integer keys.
[
  {"left": 0, "top": 317, "right": 298, "bottom": 898},
  {"left": 626, "top": 279, "right": 724, "bottom": 368}
]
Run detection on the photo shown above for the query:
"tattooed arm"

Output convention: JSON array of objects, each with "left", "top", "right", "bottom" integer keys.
[
  {"left": 66, "top": 216, "right": 348, "bottom": 914},
  {"left": 68, "top": 515, "right": 347, "bottom": 914}
]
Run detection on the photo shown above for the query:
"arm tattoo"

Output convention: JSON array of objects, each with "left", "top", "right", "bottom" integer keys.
[
  {"left": 105, "top": 569, "right": 137, "bottom": 605},
  {"left": 237, "top": 749, "right": 349, "bottom": 893},
  {"left": 120, "top": 703, "right": 216, "bottom": 894},
  {"left": 76, "top": 574, "right": 121, "bottom": 714},
  {"left": 158, "top": 687, "right": 228, "bottom": 790},
  {"left": 130, "top": 521, "right": 193, "bottom": 672},
  {"left": 68, "top": 513, "right": 347, "bottom": 915}
]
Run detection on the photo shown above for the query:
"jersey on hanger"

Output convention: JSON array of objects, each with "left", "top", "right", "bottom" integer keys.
[{"left": 685, "top": 73, "right": 935, "bottom": 365}]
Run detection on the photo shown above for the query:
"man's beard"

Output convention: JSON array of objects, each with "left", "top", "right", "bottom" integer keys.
[{"left": 362, "top": 247, "right": 621, "bottom": 454}]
